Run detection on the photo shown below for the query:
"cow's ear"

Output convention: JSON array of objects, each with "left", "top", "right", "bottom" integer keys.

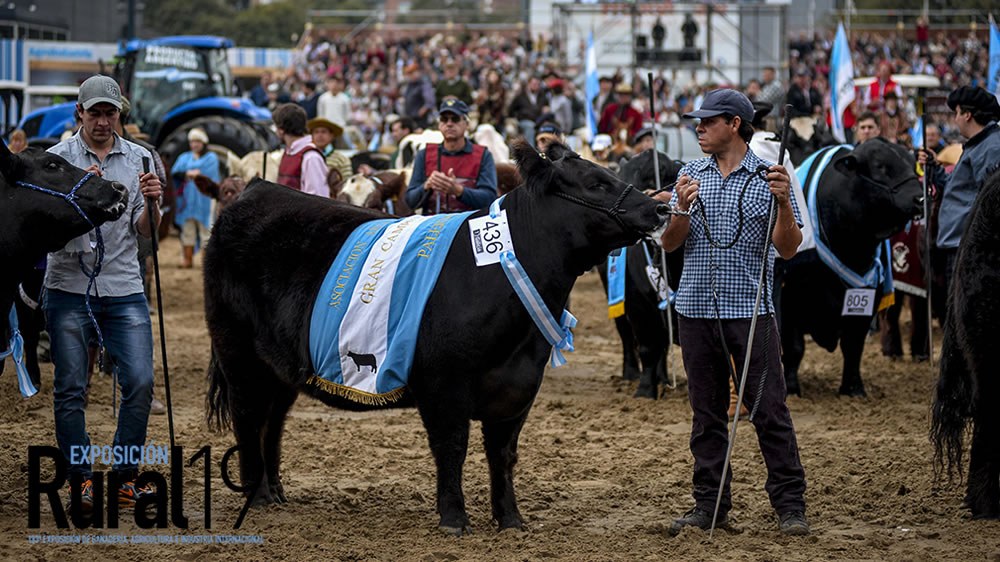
[
  {"left": 545, "top": 142, "right": 576, "bottom": 162},
  {"left": 833, "top": 154, "right": 859, "bottom": 176},
  {"left": 512, "top": 138, "right": 551, "bottom": 180}
]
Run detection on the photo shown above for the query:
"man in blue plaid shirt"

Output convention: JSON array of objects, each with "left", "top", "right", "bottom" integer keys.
[{"left": 653, "top": 89, "right": 809, "bottom": 536}]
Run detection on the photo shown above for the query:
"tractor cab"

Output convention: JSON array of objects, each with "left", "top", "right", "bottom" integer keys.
[{"left": 116, "top": 36, "right": 236, "bottom": 139}]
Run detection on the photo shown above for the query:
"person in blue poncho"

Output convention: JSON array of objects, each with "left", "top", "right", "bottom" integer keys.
[{"left": 171, "top": 127, "right": 220, "bottom": 268}]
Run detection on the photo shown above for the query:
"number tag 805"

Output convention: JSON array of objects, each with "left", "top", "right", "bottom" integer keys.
[
  {"left": 469, "top": 210, "right": 514, "bottom": 267},
  {"left": 841, "top": 288, "right": 876, "bottom": 316}
]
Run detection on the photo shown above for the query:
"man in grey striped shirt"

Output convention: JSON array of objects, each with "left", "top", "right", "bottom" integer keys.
[{"left": 44, "top": 74, "right": 162, "bottom": 513}]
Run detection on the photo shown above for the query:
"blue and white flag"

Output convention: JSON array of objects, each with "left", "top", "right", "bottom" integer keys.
[
  {"left": 584, "top": 31, "right": 599, "bottom": 142},
  {"left": 607, "top": 249, "right": 625, "bottom": 318},
  {"left": 308, "top": 212, "right": 472, "bottom": 405},
  {"left": 910, "top": 117, "right": 924, "bottom": 150},
  {"left": 829, "top": 23, "right": 855, "bottom": 143},
  {"left": 989, "top": 21, "right": 1000, "bottom": 104}
]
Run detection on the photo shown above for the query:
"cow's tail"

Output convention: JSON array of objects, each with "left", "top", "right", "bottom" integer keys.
[
  {"left": 206, "top": 347, "right": 232, "bottom": 431},
  {"left": 930, "top": 318, "right": 973, "bottom": 483}
]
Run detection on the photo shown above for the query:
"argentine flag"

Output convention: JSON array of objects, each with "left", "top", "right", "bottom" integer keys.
[
  {"left": 829, "top": 23, "right": 855, "bottom": 143},
  {"left": 910, "top": 118, "right": 923, "bottom": 150},
  {"left": 584, "top": 31, "right": 599, "bottom": 142},
  {"left": 989, "top": 21, "right": 1000, "bottom": 104}
]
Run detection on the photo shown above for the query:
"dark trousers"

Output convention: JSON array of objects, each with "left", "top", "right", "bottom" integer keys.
[{"left": 678, "top": 314, "right": 807, "bottom": 516}]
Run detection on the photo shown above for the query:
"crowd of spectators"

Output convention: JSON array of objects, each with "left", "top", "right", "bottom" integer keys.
[{"left": 243, "top": 23, "right": 995, "bottom": 154}]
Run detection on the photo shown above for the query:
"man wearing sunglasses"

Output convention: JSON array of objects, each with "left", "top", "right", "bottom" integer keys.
[{"left": 405, "top": 98, "right": 498, "bottom": 214}]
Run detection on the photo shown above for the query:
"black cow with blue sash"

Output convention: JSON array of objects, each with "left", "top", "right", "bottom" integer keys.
[
  {"left": 203, "top": 140, "right": 669, "bottom": 534},
  {"left": 1, "top": 143, "right": 128, "bottom": 394},
  {"left": 781, "top": 138, "right": 924, "bottom": 396}
]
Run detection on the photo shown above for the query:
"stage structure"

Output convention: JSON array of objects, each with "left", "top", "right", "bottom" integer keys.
[{"left": 552, "top": 1, "right": 789, "bottom": 89}]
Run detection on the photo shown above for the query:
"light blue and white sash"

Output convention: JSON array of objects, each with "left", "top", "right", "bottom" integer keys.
[
  {"left": 491, "top": 197, "right": 577, "bottom": 367},
  {"left": 308, "top": 212, "right": 472, "bottom": 404},
  {"left": 799, "top": 145, "right": 892, "bottom": 290},
  {"left": 1, "top": 305, "right": 38, "bottom": 398}
]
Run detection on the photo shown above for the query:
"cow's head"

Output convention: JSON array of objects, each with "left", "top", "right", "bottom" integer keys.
[
  {"left": 833, "top": 137, "right": 924, "bottom": 240},
  {"left": 337, "top": 174, "right": 378, "bottom": 207},
  {"left": 194, "top": 175, "right": 246, "bottom": 216},
  {"left": 0, "top": 143, "right": 128, "bottom": 263},
  {"left": 618, "top": 149, "right": 683, "bottom": 192},
  {"left": 512, "top": 139, "right": 668, "bottom": 259}
]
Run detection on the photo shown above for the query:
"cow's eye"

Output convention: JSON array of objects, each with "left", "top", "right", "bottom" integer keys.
[{"left": 46, "top": 162, "right": 58, "bottom": 170}]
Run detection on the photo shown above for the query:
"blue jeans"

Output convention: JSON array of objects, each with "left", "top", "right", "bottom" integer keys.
[{"left": 44, "top": 289, "right": 154, "bottom": 478}]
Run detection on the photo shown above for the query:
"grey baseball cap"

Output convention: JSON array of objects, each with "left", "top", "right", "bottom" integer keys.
[
  {"left": 683, "top": 88, "right": 753, "bottom": 123},
  {"left": 78, "top": 75, "right": 122, "bottom": 110}
]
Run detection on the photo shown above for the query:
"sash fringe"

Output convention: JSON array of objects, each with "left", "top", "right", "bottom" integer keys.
[{"left": 306, "top": 375, "right": 407, "bottom": 406}]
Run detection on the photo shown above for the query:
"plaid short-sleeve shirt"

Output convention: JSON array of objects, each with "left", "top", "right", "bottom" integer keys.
[{"left": 670, "top": 148, "right": 802, "bottom": 319}]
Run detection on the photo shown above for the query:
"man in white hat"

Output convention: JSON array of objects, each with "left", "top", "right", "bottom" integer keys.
[{"left": 45, "top": 74, "right": 162, "bottom": 513}]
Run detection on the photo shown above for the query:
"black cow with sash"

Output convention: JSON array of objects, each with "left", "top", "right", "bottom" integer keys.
[
  {"left": 1, "top": 143, "right": 128, "bottom": 393},
  {"left": 599, "top": 149, "right": 684, "bottom": 398},
  {"left": 781, "top": 138, "right": 924, "bottom": 396},
  {"left": 204, "top": 140, "right": 669, "bottom": 534},
  {"left": 932, "top": 168, "right": 1000, "bottom": 520}
]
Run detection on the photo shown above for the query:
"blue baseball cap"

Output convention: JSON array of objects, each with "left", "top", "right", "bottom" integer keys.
[
  {"left": 439, "top": 98, "right": 469, "bottom": 117},
  {"left": 683, "top": 88, "right": 754, "bottom": 124}
]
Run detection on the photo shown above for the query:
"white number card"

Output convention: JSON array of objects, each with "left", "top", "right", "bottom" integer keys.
[
  {"left": 841, "top": 288, "right": 876, "bottom": 316},
  {"left": 469, "top": 210, "right": 514, "bottom": 267}
]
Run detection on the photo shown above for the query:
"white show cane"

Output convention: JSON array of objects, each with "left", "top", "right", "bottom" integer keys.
[{"left": 708, "top": 105, "right": 793, "bottom": 538}]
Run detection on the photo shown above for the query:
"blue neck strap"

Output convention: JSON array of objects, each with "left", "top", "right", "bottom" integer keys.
[{"left": 489, "top": 196, "right": 577, "bottom": 367}]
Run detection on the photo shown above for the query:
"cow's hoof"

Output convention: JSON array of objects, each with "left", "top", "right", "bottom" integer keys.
[
  {"left": 438, "top": 524, "right": 472, "bottom": 536},
  {"left": 633, "top": 386, "right": 657, "bottom": 399},
  {"left": 785, "top": 380, "right": 801, "bottom": 397},
  {"left": 838, "top": 385, "right": 867, "bottom": 398},
  {"left": 497, "top": 514, "right": 524, "bottom": 532}
]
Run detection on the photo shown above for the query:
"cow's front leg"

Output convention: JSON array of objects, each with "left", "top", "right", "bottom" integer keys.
[
  {"left": 482, "top": 413, "right": 528, "bottom": 531},
  {"left": 423, "top": 415, "right": 471, "bottom": 535},
  {"left": 781, "top": 327, "right": 805, "bottom": 396},
  {"left": 838, "top": 318, "right": 869, "bottom": 397}
]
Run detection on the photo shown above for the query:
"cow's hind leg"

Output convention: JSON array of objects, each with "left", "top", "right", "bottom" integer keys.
[
  {"left": 422, "top": 412, "right": 472, "bottom": 535},
  {"left": 213, "top": 349, "right": 282, "bottom": 506},
  {"left": 260, "top": 384, "right": 298, "bottom": 504},
  {"left": 482, "top": 413, "right": 529, "bottom": 531},
  {"left": 966, "top": 415, "right": 1000, "bottom": 519},
  {"left": 615, "top": 316, "right": 641, "bottom": 381}
]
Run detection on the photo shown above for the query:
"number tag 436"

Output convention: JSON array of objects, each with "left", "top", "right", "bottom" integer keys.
[
  {"left": 841, "top": 288, "right": 876, "bottom": 316},
  {"left": 469, "top": 209, "right": 514, "bottom": 267}
]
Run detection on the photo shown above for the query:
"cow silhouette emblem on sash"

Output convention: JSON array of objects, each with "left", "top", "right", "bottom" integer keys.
[{"left": 346, "top": 351, "right": 377, "bottom": 374}]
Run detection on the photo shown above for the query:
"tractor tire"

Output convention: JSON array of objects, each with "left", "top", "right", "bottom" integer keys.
[{"left": 158, "top": 115, "right": 269, "bottom": 165}]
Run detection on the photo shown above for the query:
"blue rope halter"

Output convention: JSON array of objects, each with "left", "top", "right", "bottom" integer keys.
[{"left": 16, "top": 172, "right": 107, "bottom": 362}]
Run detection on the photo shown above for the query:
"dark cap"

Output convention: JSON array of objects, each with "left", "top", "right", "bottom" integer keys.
[
  {"left": 947, "top": 85, "right": 1000, "bottom": 115},
  {"left": 682, "top": 88, "right": 754, "bottom": 123},
  {"left": 633, "top": 126, "right": 654, "bottom": 143},
  {"left": 438, "top": 98, "right": 469, "bottom": 117},
  {"left": 536, "top": 122, "right": 562, "bottom": 138},
  {"left": 794, "top": 67, "right": 811, "bottom": 77}
]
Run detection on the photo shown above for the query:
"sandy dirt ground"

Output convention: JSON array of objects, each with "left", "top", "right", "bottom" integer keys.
[{"left": 2, "top": 235, "right": 999, "bottom": 561}]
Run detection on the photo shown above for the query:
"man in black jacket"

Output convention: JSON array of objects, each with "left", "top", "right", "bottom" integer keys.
[
  {"left": 508, "top": 76, "right": 548, "bottom": 146},
  {"left": 785, "top": 69, "right": 821, "bottom": 118}
]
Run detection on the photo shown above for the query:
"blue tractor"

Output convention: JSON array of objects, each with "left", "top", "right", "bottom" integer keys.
[{"left": 18, "top": 36, "right": 276, "bottom": 162}]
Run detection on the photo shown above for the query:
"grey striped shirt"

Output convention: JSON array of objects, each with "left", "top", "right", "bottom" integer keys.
[{"left": 46, "top": 132, "right": 152, "bottom": 297}]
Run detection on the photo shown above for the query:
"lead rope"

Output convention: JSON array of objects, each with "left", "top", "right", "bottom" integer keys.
[{"left": 16, "top": 172, "right": 108, "bottom": 369}]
